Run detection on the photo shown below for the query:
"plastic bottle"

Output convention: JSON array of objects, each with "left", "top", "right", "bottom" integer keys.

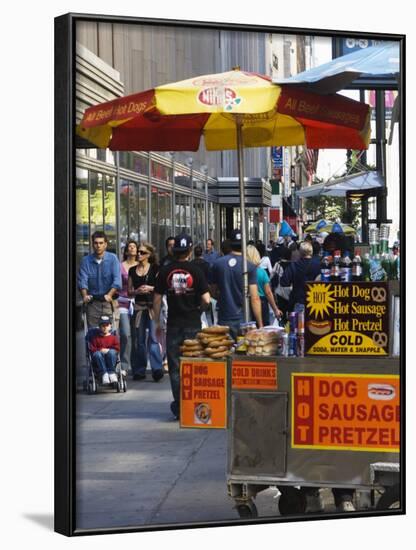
[
  {"left": 330, "top": 250, "right": 341, "bottom": 282},
  {"left": 351, "top": 250, "right": 363, "bottom": 281},
  {"left": 320, "top": 253, "right": 331, "bottom": 282},
  {"left": 340, "top": 251, "right": 352, "bottom": 282},
  {"left": 362, "top": 253, "right": 371, "bottom": 281},
  {"left": 370, "top": 253, "right": 386, "bottom": 282}
]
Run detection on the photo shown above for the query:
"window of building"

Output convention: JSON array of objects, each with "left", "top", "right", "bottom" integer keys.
[
  {"left": 104, "top": 175, "right": 117, "bottom": 253},
  {"left": 151, "top": 187, "right": 173, "bottom": 257},
  {"left": 119, "top": 152, "right": 149, "bottom": 175},
  {"left": 120, "top": 178, "right": 149, "bottom": 252},
  {"left": 175, "top": 194, "right": 191, "bottom": 235},
  {"left": 193, "top": 198, "right": 205, "bottom": 246},
  {"left": 151, "top": 161, "right": 172, "bottom": 182},
  {"left": 75, "top": 167, "right": 90, "bottom": 277},
  {"left": 89, "top": 171, "right": 104, "bottom": 236}
]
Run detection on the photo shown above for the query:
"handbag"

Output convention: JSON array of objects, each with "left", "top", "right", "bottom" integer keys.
[{"left": 273, "top": 262, "right": 292, "bottom": 301}]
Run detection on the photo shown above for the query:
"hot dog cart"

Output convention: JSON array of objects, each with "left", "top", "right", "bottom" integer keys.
[{"left": 180, "top": 281, "right": 401, "bottom": 518}]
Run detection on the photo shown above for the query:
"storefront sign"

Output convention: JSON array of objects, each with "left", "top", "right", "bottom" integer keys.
[
  {"left": 271, "top": 146, "right": 283, "bottom": 168},
  {"left": 305, "top": 282, "right": 389, "bottom": 356},
  {"left": 180, "top": 359, "right": 227, "bottom": 429},
  {"left": 232, "top": 359, "right": 277, "bottom": 390},
  {"left": 292, "top": 373, "right": 400, "bottom": 452}
]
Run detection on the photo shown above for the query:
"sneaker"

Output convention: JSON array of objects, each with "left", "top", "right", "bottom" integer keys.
[
  {"left": 338, "top": 500, "right": 356, "bottom": 512},
  {"left": 109, "top": 373, "right": 118, "bottom": 383},
  {"left": 305, "top": 493, "right": 324, "bottom": 513},
  {"left": 133, "top": 374, "right": 146, "bottom": 381},
  {"left": 170, "top": 401, "right": 180, "bottom": 420},
  {"left": 101, "top": 372, "right": 110, "bottom": 385},
  {"left": 152, "top": 370, "right": 164, "bottom": 382}
]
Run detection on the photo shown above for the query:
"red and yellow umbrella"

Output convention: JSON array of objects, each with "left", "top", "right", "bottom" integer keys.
[
  {"left": 77, "top": 69, "right": 371, "bottom": 322},
  {"left": 77, "top": 69, "right": 371, "bottom": 152}
]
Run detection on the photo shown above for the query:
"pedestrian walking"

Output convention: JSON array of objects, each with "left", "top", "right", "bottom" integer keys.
[
  {"left": 118, "top": 240, "right": 138, "bottom": 375},
  {"left": 160, "top": 236, "right": 175, "bottom": 267},
  {"left": 78, "top": 231, "right": 121, "bottom": 328},
  {"left": 246, "top": 245, "right": 282, "bottom": 326},
  {"left": 202, "top": 238, "right": 220, "bottom": 266},
  {"left": 211, "top": 229, "right": 263, "bottom": 340},
  {"left": 192, "top": 245, "right": 210, "bottom": 279},
  {"left": 256, "top": 241, "right": 273, "bottom": 275},
  {"left": 128, "top": 242, "right": 164, "bottom": 382},
  {"left": 153, "top": 233, "right": 210, "bottom": 420}
]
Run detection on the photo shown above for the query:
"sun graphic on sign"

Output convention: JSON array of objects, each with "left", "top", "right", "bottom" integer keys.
[{"left": 306, "top": 284, "right": 336, "bottom": 319}]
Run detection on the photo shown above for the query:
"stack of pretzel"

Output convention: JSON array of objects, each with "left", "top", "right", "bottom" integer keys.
[{"left": 180, "top": 326, "right": 234, "bottom": 359}]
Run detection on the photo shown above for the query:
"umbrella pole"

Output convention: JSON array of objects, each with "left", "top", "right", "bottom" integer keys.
[{"left": 236, "top": 116, "right": 250, "bottom": 323}]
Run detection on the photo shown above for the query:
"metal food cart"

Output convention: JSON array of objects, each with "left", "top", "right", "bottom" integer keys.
[
  {"left": 179, "top": 281, "right": 401, "bottom": 518},
  {"left": 227, "top": 281, "right": 401, "bottom": 518},
  {"left": 227, "top": 355, "right": 400, "bottom": 517}
]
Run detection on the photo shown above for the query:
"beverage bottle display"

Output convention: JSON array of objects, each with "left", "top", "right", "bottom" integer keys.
[
  {"left": 369, "top": 226, "right": 380, "bottom": 257},
  {"left": 370, "top": 253, "right": 386, "bottom": 281},
  {"left": 340, "top": 251, "right": 352, "bottom": 282},
  {"left": 320, "top": 253, "right": 331, "bottom": 282},
  {"left": 379, "top": 224, "right": 391, "bottom": 280},
  {"left": 330, "top": 250, "right": 341, "bottom": 282},
  {"left": 362, "top": 253, "right": 371, "bottom": 281},
  {"left": 289, "top": 332, "right": 298, "bottom": 357},
  {"left": 388, "top": 252, "right": 398, "bottom": 280},
  {"left": 351, "top": 250, "right": 363, "bottom": 281}
]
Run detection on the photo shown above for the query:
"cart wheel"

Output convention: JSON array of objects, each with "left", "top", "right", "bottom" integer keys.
[
  {"left": 376, "top": 485, "right": 401, "bottom": 510},
  {"left": 116, "top": 380, "right": 121, "bottom": 393},
  {"left": 123, "top": 378, "right": 127, "bottom": 392},
  {"left": 278, "top": 488, "right": 307, "bottom": 515},
  {"left": 235, "top": 500, "right": 258, "bottom": 519}
]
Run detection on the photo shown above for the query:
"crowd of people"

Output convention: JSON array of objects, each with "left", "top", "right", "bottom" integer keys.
[{"left": 77, "top": 229, "right": 350, "bottom": 417}]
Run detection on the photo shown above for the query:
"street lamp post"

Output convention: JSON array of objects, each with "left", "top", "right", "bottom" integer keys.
[
  {"left": 169, "top": 151, "right": 176, "bottom": 236},
  {"left": 201, "top": 164, "right": 209, "bottom": 243},
  {"left": 186, "top": 157, "right": 194, "bottom": 240}
]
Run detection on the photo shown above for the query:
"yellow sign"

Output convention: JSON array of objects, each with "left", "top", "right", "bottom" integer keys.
[
  {"left": 305, "top": 282, "right": 389, "bottom": 356},
  {"left": 180, "top": 359, "right": 227, "bottom": 429}
]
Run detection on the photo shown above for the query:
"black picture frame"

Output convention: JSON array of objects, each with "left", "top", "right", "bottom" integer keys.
[{"left": 55, "top": 13, "right": 405, "bottom": 536}]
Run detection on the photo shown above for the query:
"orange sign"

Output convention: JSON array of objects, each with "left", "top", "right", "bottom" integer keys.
[
  {"left": 232, "top": 359, "right": 277, "bottom": 390},
  {"left": 180, "top": 359, "right": 227, "bottom": 429},
  {"left": 292, "top": 373, "right": 400, "bottom": 452}
]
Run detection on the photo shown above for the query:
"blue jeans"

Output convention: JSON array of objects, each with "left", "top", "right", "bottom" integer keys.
[
  {"left": 119, "top": 311, "right": 135, "bottom": 373},
  {"left": 133, "top": 309, "right": 163, "bottom": 376},
  {"left": 166, "top": 325, "right": 200, "bottom": 408},
  {"left": 218, "top": 317, "right": 242, "bottom": 341},
  {"left": 91, "top": 349, "right": 118, "bottom": 375}
]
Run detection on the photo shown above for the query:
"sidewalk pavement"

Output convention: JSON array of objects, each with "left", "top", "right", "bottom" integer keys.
[{"left": 76, "top": 365, "right": 283, "bottom": 530}]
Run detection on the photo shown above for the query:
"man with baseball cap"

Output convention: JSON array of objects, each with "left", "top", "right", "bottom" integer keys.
[
  {"left": 153, "top": 233, "right": 210, "bottom": 420},
  {"left": 211, "top": 228, "right": 263, "bottom": 340}
]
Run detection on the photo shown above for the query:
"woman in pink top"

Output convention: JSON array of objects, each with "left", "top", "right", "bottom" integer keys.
[{"left": 119, "top": 240, "right": 138, "bottom": 374}]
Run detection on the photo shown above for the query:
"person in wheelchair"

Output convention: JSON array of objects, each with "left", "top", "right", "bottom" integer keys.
[{"left": 88, "top": 315, "right": 120, "bottom": 385}]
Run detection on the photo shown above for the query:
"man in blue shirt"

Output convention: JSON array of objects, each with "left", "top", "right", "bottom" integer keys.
[
  {"left": 202, "top": 238, "right": 220, "bottom": 266},
  {"left": 211, "top": 229, "right": 263, "bottom": 339},
  {"left": 78, "top": 231, "right": 122, "bottom": 328}
]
